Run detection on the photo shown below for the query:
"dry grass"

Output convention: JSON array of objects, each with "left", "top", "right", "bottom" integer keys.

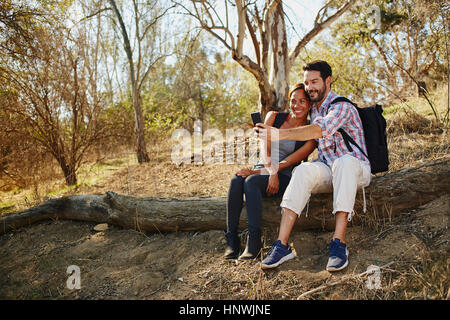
[{"left": 381, "top": 86, "right": 449, "bottom": 173}]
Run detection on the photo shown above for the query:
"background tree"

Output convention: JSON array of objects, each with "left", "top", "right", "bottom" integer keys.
[
  {"left": 174, "top": 0, "right": 357, "bottom": 118},
  {"left": 142, "top": 31, "right": 260, "bottom": 135},
  {"left": 0, "top": 4, "right": 110, "bottom": 186},
  {"left": 89, "top": 0, "right": 174, "bottom": 163},
  {"left": 331, "top": 0, "right": 448, "bottom": 117}
]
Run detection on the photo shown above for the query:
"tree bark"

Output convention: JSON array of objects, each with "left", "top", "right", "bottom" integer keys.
[
  {"left": 61, "top": 162, "right": 77, "bottom": 186},
  {"left": 269, "top": 2, "right": 289, "bottom": 113},
  {"left": 133, "top": 91, "right": 150, "bottom": 163},
  {"left": 1, "top": 158, "right": 448, "bottom": 235}
]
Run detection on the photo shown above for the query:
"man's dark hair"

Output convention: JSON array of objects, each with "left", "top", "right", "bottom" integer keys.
[{"left": 303, "top": 60, "right": 332, "bottom": 81}]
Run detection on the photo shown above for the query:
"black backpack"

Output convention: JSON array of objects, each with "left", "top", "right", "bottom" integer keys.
[{"left": 329, "top": 97, "right": 389, "bottom": 174}]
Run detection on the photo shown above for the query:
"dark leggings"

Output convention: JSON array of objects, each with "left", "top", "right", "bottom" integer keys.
[{"left": 226, "top": 173, "right": 291, "bottom": 235}]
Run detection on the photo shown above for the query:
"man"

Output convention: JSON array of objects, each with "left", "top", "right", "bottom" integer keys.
[{"left": 254, "top": 60, "right": 371, "bottom": 272}]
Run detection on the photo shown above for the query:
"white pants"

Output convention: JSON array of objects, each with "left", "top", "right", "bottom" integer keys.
[{"left": 280, "top": 154, "right": 371, "bottom": 219}]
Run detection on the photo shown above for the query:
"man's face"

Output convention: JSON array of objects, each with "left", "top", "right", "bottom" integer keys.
[{"left": 304, "top": 70, "right": 329, "bottom": 103}]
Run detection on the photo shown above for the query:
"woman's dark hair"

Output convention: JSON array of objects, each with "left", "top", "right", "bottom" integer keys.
[
  {"left": 302, "top": 60, "right": 332, "bottom": 81},
  {"left": 289, "top": 83, "right": 309, "bottom": 100}
]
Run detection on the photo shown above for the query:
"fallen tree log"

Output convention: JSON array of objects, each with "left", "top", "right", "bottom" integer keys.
[{"left": 1, "top": 157, "right": 449, "bottom": 235}]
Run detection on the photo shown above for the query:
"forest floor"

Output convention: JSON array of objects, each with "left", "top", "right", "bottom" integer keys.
[{"left": 0, "top": 99, "right": 449, "bottom": 300}]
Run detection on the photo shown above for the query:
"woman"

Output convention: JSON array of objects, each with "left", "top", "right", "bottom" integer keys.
[{"left": 225, "top": 83, "right": 316, "bottom": 260}]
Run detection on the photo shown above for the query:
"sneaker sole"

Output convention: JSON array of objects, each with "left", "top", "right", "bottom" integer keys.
[
  {"left": 260, "top": 252, "right": 295, "bottom": 270},
  {"left": 224, "top": 254, "right": 239, "bottom": 260}
]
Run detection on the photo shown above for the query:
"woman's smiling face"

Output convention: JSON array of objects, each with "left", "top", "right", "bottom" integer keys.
[{"left": 290, "top": 88, "right": 310, "bottom": 120}]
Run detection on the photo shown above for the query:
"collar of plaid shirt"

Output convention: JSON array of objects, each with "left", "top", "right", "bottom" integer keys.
[{"left": 310, "top": 90, "right": 369, "bottom": 167}]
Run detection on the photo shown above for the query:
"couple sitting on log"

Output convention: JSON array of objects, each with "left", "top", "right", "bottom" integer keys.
[{"left": 224, "top": 60, "right": 371, "bottom": 272}]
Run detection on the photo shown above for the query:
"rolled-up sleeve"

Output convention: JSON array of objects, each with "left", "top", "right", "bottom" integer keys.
[{"left": 312, "top": 103, "right": 352, "bottom": 138}]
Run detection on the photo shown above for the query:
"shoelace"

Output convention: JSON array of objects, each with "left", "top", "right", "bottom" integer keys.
[
  {"left": 267, "top": 242, "right": 285, "bottom": 257},
  {"left": 265, "top": 244, "right": 275, "bottom": 257},
  {"left": 329, "top": 242, "right": 337, "bottom": 257},
  {"left": 329, "top": 241, "right": 344, "bottom": 258}
]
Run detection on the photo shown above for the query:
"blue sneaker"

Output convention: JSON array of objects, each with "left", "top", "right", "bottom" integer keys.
[
  {"left": 326, "top": 238, "right": 349, "bottom": 272},
  {"left": 261, "top": 240, "right": 295, "bottom": 269}
]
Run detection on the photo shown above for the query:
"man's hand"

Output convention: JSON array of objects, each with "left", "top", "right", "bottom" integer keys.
[
  {"left": 255, "top": 122, "right": 323, "bottom": 141},
  {"left": 261, "top": 154, "right": 272, "bottom": 168},
  {"left": 266, "top": 174, "right": 279, "bottom": 196},
  {"left": 254, "top": 123, "right": 279, "bottom": 142}
]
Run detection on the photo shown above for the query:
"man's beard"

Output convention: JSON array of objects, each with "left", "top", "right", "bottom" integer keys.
[{"left": 307, "top": 84, "right": 326, "bottom": 103}]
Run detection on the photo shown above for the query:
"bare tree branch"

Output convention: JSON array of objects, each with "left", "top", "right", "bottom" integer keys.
[
  {"left": 172, "top": 0, "right": 234, "bottom": 50},
  {"left": 80, "top": 7, "right": 112, "bottom": 22},
  {"left": 289, "top": 0, "right": 357, "bottom": 66},
  {"left": 245, "top": 10, "right": 260, "bottom": 66}
]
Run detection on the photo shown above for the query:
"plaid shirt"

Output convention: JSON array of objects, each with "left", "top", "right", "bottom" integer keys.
[{"left": 311, "top": 90, "right": 369, "bottom": 168}]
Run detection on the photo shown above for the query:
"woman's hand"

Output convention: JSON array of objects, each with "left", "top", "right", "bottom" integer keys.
[
  {"left": 266, "top": 173, "right": 279, "bottom": 196},
  {"left": 235, "top": 168, "right": 254, "bottom": 178}
]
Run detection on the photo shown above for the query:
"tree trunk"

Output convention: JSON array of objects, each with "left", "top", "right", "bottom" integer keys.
[
  {"left": 256, "top": 1, "right": 289, "bottom": 119},
  {"left": 56, "top": 156, "right": 77, "bottom": 186},
  {"left": 133, "top": 90, "right": 150, "bottom": 163},
  {"left": 63, "top": 165, "right": 77, "bottom": 186},
  {"left": 108, "top": 0, "right": 149, "bottom": 164},
  {"left": 269, "top": 2, "right": 289, "bottom": 113},
  {"left": 258, "top": 82, "right": 276, "bottom": 121},
  {"left": 1, "top": 158, "right": 448, "bottom": 235}
]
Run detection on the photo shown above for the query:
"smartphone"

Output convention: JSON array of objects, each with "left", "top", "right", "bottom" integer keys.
[{"left": 251, "top": 112, "right": 263, "bottom": 126}]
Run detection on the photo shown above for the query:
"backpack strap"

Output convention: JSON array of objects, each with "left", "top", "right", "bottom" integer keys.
[
  {"left": 329, "top": 97, "right": 369, "bottom": 159},
  {"left": 330, "top": 97, "right": 357, "bottom": 107},
  {"left": 337, "top": 128, "right": 368, "bottom": 159},
  {"left": 294, "top": 140, "right": 306, "bottom": 152},
  {"left": 272, "top": 112, "right": 289, "bottom": 128}
]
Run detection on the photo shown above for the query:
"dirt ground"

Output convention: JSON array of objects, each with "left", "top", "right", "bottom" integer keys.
[{"left": 0, "top": 188, "right": 448, "bottom": 300}]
